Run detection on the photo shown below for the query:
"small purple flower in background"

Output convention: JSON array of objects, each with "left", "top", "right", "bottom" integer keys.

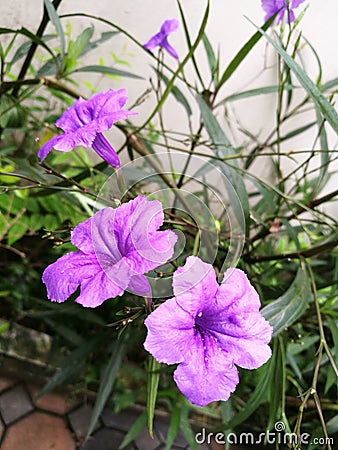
[
  {"left": 144, "top": 256, "right": 272, "bottom": 407},
  {"left": 261, "top": 0, "right": 305, "bottom": 23},
  {"left": 42, "top": 196, "right": 177, "bottom": 308},
  {"left": 144, "top": 19, "right": 179, "bottom": 59},
  {"left": 38, "top": 89, "right": 136, "bottom": 168}
]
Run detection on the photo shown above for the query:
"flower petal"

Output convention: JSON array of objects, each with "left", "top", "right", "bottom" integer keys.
[
  {"left": 127, "top": 274, "right": 152, "bottom": 297},
  {"left": 160, "top": 19, "right": 179, "bottom": 34},
  {"left": 92, "top": 133, "right": 120, "bottom": 168},
  {"left": 75, "top": 270, "right": 125, "bottom": 307},
  {"left": 144, "top": 298, "right": 195, "bottom": 365},
  {"left": 93, "top": 197, "right": 177, "bottom": 276},
  {"left": 144, "top": 33, "right": 163, "bottom": 52},
  {"left": 173, "top": 256, "right": 218, "bottom": 316},
  {"left": 55, "top": 97, "right": 87, "bottom": 131},
  {"left": 173, "top": 333, "right": 239, "bottom": 407},
  {"left": 37, "top": 135, "right": 65, "bottom": 161},
  {"left": 127, "top": 198, "right": 178, "bottom": 272},
  {"left": 42, "top": 251, "right": 100, "bottom": 303},
  {"left": 198, "top": 269, "right": 273, "bottom": 369},
  {"left": 162, "top": 39, "right": 179, "bottom": 59},
  {"left": 71, "top": 216, "right": 94, "bottom": 254}
]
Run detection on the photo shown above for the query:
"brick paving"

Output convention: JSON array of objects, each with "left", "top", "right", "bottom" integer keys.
[{"left": 0, "top": 375, "right": 214, "bottom": 449}]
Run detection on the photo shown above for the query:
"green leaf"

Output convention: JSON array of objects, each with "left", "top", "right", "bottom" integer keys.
[
  {"left": 0, "top": 27, "right": 56, "bottom": 60},
  {"left": 86, "top": 338, "right": 126, "bottom": 438},
  {"left": 73, "top": 65, "right": 143, "bottom": 79},
  {"left": 177, "top": 0, "right": 205, "bottom": 89},
  {"left": 119, "top": 411, "right": 147, "bottom": 449},
  {"left": 81, "top": 31, "right": 119, "bottom": 56},
  {"left": 247, "top": 17, "right": 338, "bottom": 132},
  {"left": 221, "top": 349, "right": 275, "bottom": 429},
  {"left": 267, "top": 337, "right": 285, "bottom": 431},
  {"left": 179, "top": 403, "right": 198, "bottom": 450},
  {"left": 146, "top": 356, "right": 160, "bottom": 438},
  {"left": 64, "top": 26, "right": 94, "bottom": 73},
  {"left": 11, "top": 34, "right": 55, "bottom": 65},
  {"left": 164, "top": 404, "right": 181, "bottom": 450},
  {"left": 7, "top": 216, "right": 30, "bottom": 245},
  {"left": 202, "top": 33, "right": 218, "bottom": 85},
  {"left": 157, "top": 70, "right": 192, "bottom": 116},
  {"left": 196, "top": 94, "right": 249, "bottom": 233},
  {"left": 44, "top": 0, "right": 65, "bottom": 60},
  {"left": 225, "top": 84, "right": 294, "bottom": 103},
  {"left": 215, "top": 13, "right": 276, "bottom": 94},
  {"left": 261, "top": 266, "right": 312, "bottom": 336},
  {"left": 38, "top": 336, "right": 101, "bottom": 398}
]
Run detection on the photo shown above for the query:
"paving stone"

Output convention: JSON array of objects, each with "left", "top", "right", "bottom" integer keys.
[
  {"left": 68, "top": 404, "right": 100, "bottom": 440},
  {"left": 28, "top": 384, "right": 78, "bottom": 415},
  {"left": 101, "top": 406, "right": 140, "bottom": 432},
  {"left": 154, "top": 416, "right": 188, "bottom": 448},
  {"left": 1, "top": 411, "right": 75, "bottom": 450},
  {"left": 0, "top": 384, "right": 34, "bottom": 424},
  {"left": 0, "top": 376, "right": 15, "bottom": 393},
  {"left": 79, "top": 428, "right": 135, "bottom": 450},
  {"left": 134, "top": 427, "right": 161, "bottom": 450},
  {"left": 0, "top": 418, "right": 4, "bottom": 441}
]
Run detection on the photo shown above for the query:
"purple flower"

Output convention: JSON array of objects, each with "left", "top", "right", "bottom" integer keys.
[
  {"left": 38, "top": 89, "right": 136, "bottom": 168},
  {"left": 42, "top": 196, "right": 178, "bottom": 308},
  {"left": 144, "top": 256, "right": 272, "bottom": 407},
  {"left": 261, "top": 0, "right": 305, "bottom": 23},
  {"left": 144, "top": 19, "right": 179, "bottom": 59}
]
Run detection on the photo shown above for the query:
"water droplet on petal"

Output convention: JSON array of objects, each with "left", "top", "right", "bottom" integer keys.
[
  {"left": 205, "top": 357, "right": 208, "bottom": 361},
  {"left": 203, "top": 346, "right": 207, "bottom": 350},
  {"left": 197, "top": 312, "right": 203, "bottom": 317},
  {"left": 229, "top": 363, "right": 233, "bottom": 369},
  {"left": 61, "top": 270, "right": 65, "bottom": 274},
  {"left": 243, "top": 302, "right": 247, "bottom": 307},
  {"left": 218, "top": 347, "right": 222, "bottom": 352}
]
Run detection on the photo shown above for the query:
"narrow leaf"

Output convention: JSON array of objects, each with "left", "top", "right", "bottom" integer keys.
[
  {"left": 196, "top": 94, "right": 249, "bottom": 233},
  {"left": 73, "top": 65, "right": 143, "bottom": 79},
  {"left": 119, "top": 411, "right": 147, "bottom": 449},
  {"left": 38, "top": 337, "right": 101, "bottom": 398},
  {"left": 220, "top": 348, "right": 276, "bottom": 429},
  {"left": 261, "top": 266, "right": 311, "bottom": 336},
  {"left": 81, "top": 31, "right": 119, "bottom": 56},
  {"left": 216, "top": 13, "right": 276, "bottom": 94},
  {"left": 147, "top": 356, "right": 160, "bottom": 438},
  {"left": 247, "top": 17, "right": 338, "bottom": 132},
  {"left": 202, "top": 33, "right": 218, "bottom": 85},
  {"left": 179, "top": 403, "right": 199, "bottom": 450},
  {"left": 157, "top": 70, "right": 192, "bottom": 116},
  {"left": 177, "top": 0, "right": 205, "bottom": 89},
  {"left": 44, "top": 0, "right": 65, "bottom": 59},
  {"left": 164, "top": 405, "right": 181, "bottom": 450},
  {"left": 86, "top": 339, "right": 126, "bottom": 438}
]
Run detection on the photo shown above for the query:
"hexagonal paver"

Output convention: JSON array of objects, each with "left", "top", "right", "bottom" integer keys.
[
  {"left": 79, "top": 428, "right": 133, "bottom": 450},
  {"left": 100, "top": 406, "right": 140, "bottom": 432},
  {"left": 0, "top": 376, "right": 15, "bottom": 393},
  {"left": 68, "top": 404, "right": 100, "bottom": 440},
  {"left": 134, "top": 428, "right": 161, "bottom": 450},
  {"left": 28, "top": 384, "right": 78, "bottom": 415},
  {"left": 0, "top": 385, "right": 34, "bottom": 424},
  {"left": 1, "top": 411, "right": 75, "bottom": 450}
]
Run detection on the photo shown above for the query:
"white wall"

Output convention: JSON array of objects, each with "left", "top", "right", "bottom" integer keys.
[{"left": 1, "top": 1, "right": 337, "bottom": 215}]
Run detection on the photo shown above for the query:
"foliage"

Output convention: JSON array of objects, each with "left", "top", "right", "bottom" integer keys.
[{"left": 0, "top": 1, "right": 337, "bottom": 448}]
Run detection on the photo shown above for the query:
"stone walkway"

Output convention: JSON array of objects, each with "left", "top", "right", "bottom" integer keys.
[{"left": 0, "top": 373, "right": 219, "bottom": 450}]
